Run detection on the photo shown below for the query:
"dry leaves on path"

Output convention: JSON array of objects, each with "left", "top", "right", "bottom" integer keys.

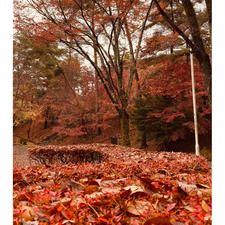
[{"left": 13, "top": 144, "right": 211, "bottom": 224}]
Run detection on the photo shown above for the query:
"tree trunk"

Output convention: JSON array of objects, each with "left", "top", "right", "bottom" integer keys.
[
  {"left": 44, "top": 120, "right": 48, "bottom": 129},
  {"left": 119, "top": 109, "right": 130, "bottom": 146},
  {"left": 195, "top": 53, "right": 212, "bottom": 103},
  {"left": 205, "top": 0, "right": 212, "bottom": 34},
  {"left": 181, "top": 0, "right": 212, "bottom": 102},
  {"left": 154, "top": 0, "right": 212, "bottom": 103},
  {"left": 27, "top": 120, "right": 32, "bottom": 139},
  {"left": 94, "top": 47, "right": 101, "bottom": 136},
  {"left": 139, "top": 128, "right": 147, "bottom": 149}
]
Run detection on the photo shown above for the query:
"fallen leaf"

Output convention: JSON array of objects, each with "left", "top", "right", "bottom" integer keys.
[
  {"left": 138, "top": 176, "right": 158, "bottom": 192},
  {"left": 126, "top": 200, "right": 151, "bottom": 216},
  {"left": 183, "top": 205, "right": 195, "bottom": 212},
  {"left": 84, "top": 185, "right": 99, "bottom": 194},
  {"left": 21, "top": 220, "right": 39, "bottom": 225},
  {"left": 20, "top": 205, "right": 37, "bottom": 221},
  {"left": 152, "top": 193, "right": 163, "bottom": 199},
  {"left": 204, "top": 215, "right": 212, "bottom": 221},
  {"left": 172, "top": 186, "right": 188, "bottom": 201},
  {"left": 166, "top": 203, "right": 176, "bottom": 212},
  {"left": 144, "top": 216, "right": 172, "bottom": 225},
  {"left": 196, "top": 183, "right": 210, "bottom": 189},
  {"left": 200, "top": 188, "right": 212, "bottom": 197},
  {"left": 60, "top": 197, "right": 71, "bottom": 205},
  {"left": 120, "top": 189, "right": 131, "bottom": 199},
  {"left": 177, "top": 181, "right": 197, "bottom": 193},
  {"left": 62, "top": 220, "right": 76, "bottom": 224},
  {"left": 201, "top": 200, "right": 210, "bottom": 212},
  {"left": 101, "top": 186, "right": 121, "bottom": 194},
  {"left": 124, "top": 185, "right": 148, "bottom": 197},
  {"left": 70, "top": 197, "right": 86, "bottom": 208},
  {"left": 88, "top": 179, "right": 100, "bottom": 186},
  {"left": 79, "top": 178, "right": 88, "bottom": 184},
  {"left": 157, "top": 169, "right": 169, "bottom": 175}
]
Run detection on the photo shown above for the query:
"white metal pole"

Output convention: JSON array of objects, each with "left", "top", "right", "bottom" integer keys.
[{"left": 190, "top": 48, "right": 200, "bottom": 156}]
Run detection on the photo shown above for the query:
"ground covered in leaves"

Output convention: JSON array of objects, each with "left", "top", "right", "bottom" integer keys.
[{"left": 13, "top": 144, "right": 211, "bottom": 225}]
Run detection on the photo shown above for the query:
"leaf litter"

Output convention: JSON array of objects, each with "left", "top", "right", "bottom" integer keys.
[{"left": 13, "top": 144, "right": 211, "bottom": 224}]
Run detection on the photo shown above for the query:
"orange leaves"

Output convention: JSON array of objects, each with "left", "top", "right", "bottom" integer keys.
[
  {"left": 84, "top": 185, "right": 99, "bottom": 194},
  {"left": 126, "top": 199, "right": 151, "bottom": 216},
  {"left": 143, "top": 33, "right": 181, "bottom": 56},
  {"left": 144, "top": 216, "right": 172, "bottom": 225},
  {"left": 136, "top": 56, "right": 211, "bottom": 143},
  {"left": 13, "top": 144, "right": 211, "bottom": 224}
]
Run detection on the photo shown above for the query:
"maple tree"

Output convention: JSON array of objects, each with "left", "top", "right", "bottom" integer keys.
[
  {"left": 13, "top": 33, "right": 117, "bottom": 146},
  {"left": 14, "top": 0, "right": 212, "bottom": 145},
  {"left": 40, "top": 60, "right": 105, "bottom": 143},
  {"left": 127, "top": 0, "right": 212, "bottom": 148},
  {"left": 14, "top": 0, "right": 158, "bottom": 146},
  {"left": 13, "top": 1, "right": 212, "bottom": 224}
]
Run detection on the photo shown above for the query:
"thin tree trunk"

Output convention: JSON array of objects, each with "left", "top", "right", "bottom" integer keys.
[
  {"left": 119, "top": 109, "right": 130, "bottom": 146},
  {"left": 205, "top": 0, "right": 212, "bottom": 35},
  {"left": 94, "top": 44, "right": 101, "bottom": 135},
  {"left": 170, "top": 0, "right": 174, "bottom": 54},
  {"left": 92, "top": 5, "right": 101, "bottom": 136},
  {"left": 140, "top": 128, "right": 147, "bottom": 149}
]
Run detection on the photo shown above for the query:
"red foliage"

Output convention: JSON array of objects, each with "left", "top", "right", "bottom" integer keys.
[
  {"left": 139, "top": 57, "right": 211, "bottom": 141},
  {"left": 14, "top": 144, "right": 211, "bottom": 224}
]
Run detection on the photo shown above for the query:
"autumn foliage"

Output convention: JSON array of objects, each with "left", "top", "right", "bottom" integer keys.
[
  {"left": 14, "top": 144, "right": 211, "bottom": 224},
  {"left": 129, "top": 55, "right": 211, "bottom": 149},
  {"left": 13, "top": 0, "right": 212, "bottom": 223},
  {"left": 13, "top": 0, "right": 211, "bottom": 147}
]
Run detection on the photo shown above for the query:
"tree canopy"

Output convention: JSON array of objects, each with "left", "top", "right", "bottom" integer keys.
[{"left": 14, "top": 0, "right": 211, "bottom": 148}]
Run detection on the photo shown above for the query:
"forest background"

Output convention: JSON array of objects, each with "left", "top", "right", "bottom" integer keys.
[
  {"left": 13, "top": 0, "right": 212, "bottom": 154},
  {"left": 1, "top": 0, "right": 224, "bottom": 223}
]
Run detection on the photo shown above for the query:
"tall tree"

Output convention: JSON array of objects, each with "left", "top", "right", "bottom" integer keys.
[
  {"left": 14, "top": 0, "right": 155, "bottom": 146},
  {"left": 152, "top": 0, "right": 212, "bottom": 102}
]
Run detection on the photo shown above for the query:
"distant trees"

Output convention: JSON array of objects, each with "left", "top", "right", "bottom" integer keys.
[
  {"left": 13, "top": 32, "right": 65, "bottom": 130},
  {"left": 14, "top": 0, "right": 211, "bottom": 148},
  {"left": 130, "top": 55, "right": 211, "bottom": 149},
  {"left": 13, "top": 32, "right": 112, "bottom": 142},
  {"left": 128, "top": 0, "right": 212, "bottom": 149}
]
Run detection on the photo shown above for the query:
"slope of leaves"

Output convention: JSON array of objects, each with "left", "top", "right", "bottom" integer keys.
[
  {"left": 28, "top": 145, "right": 107, "bottom": 165},
  {"left": 13, "top": 144, "right": 211, "bottom": 224}
]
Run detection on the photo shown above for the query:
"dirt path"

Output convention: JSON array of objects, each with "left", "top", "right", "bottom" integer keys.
[{"left": 13, "top": 144, "right": 37, "bottom": 168}]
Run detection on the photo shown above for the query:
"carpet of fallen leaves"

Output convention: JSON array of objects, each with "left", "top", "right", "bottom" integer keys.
[{"left": 13, "top": 144, "right": 211, "bottom": 225}]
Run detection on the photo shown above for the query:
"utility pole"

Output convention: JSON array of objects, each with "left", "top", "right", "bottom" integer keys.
[{"left": 190, "top": 48, "right": 200, "bottom": 156}]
